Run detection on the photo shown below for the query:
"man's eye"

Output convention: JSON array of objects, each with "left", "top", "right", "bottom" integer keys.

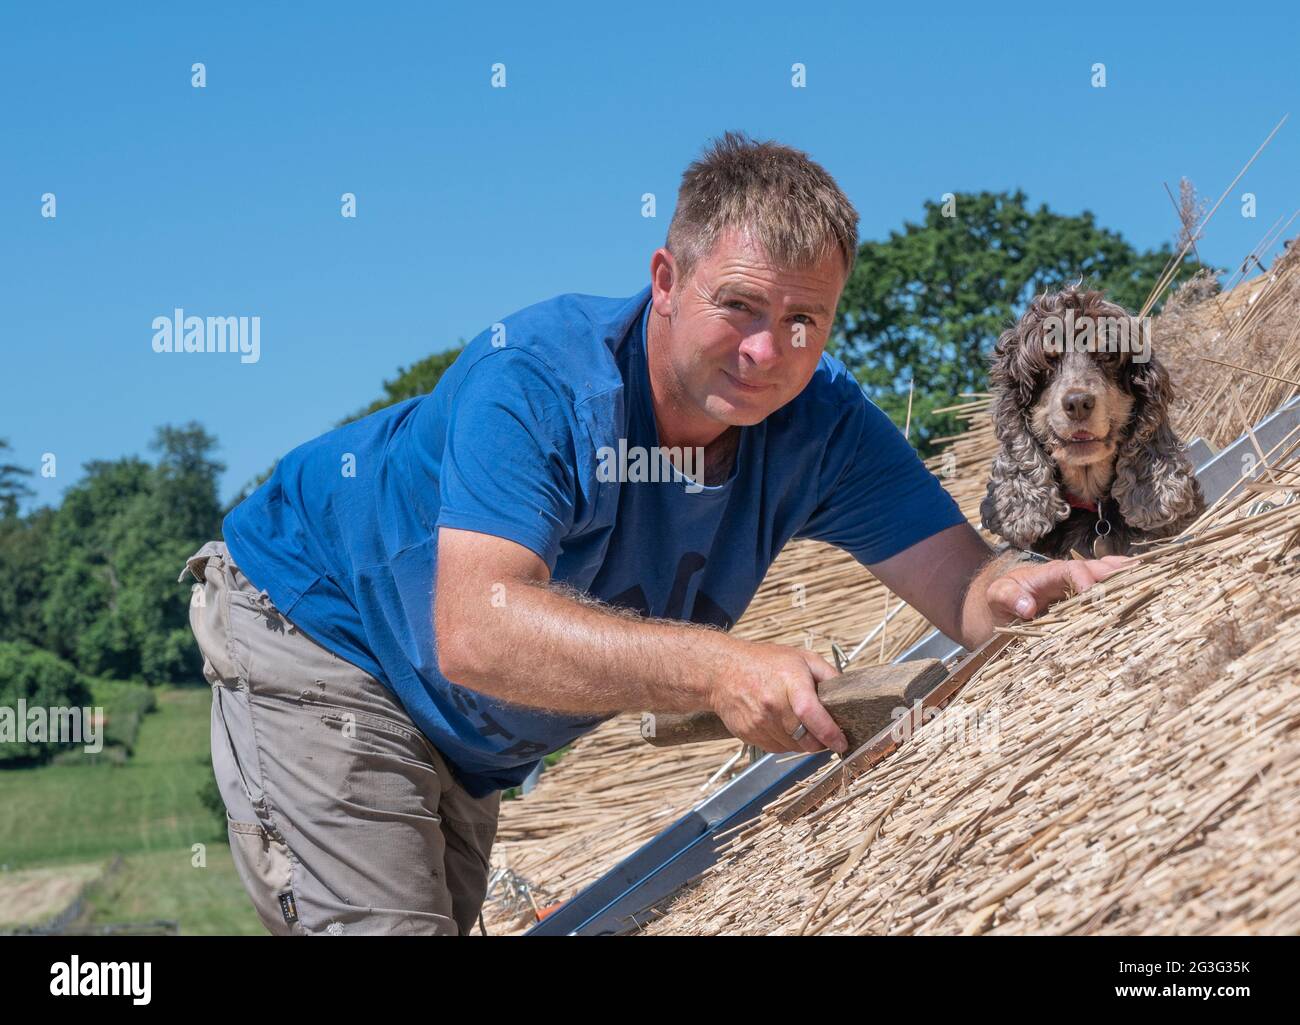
[
  {"left": 726, "top": 300, "right": 751, "bottom": 313},
  {"left": 792, "top": 314, "right": 814, "bottom": 327}
]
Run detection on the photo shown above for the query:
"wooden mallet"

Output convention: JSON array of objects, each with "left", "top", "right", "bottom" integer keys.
[{"left": 640, "top": 658, "right": 949, "bottom": 750}]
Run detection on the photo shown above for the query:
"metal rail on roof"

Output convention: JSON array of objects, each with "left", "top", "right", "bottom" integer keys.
[
  {"left": 1194, "top": 395, "right": 1300, "bottom": 505},
  {"left": 522, "top": 747, "right": 827, "bottom": 935},
  {"left": 526, "top": 399, "right": 1300, "bottom": 935}
]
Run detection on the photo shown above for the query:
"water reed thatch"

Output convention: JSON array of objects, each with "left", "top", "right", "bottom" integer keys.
[
  {"left": 1161, "top": 245, "right": 1300, "bottom": 446},
  {"left": 648, "top": 451, "right": 1300, "bottom": 933}
]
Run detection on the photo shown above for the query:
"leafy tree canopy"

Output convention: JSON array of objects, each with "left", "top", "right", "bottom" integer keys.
[
  {"left": 36, "top": 423, "right": 224, "bottom": 682},
  {"left": 832, "top": 190, "right": 1209, "bottom": 452},
  {"left": 0, "top": 438, "right": 34, "bottom": 520}
]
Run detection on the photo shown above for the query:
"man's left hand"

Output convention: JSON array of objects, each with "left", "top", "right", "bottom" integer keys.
[{"left": 986, "top": 555, "right": 1136, "bottom": 624}]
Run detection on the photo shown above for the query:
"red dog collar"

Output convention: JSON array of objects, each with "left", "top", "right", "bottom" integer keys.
[{"left": 1064, "top": 491, "right": 1100, "bottom": 514}]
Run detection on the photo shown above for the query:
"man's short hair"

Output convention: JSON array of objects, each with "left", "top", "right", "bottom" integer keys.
[{"left": 666, "top": 131, "right": 860, "bottom": 285}]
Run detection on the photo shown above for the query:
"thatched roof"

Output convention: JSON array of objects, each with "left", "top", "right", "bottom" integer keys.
[
  {"left": 486, "top": 254, "right": 1300, "bottom": 936},
  {"left": 648, "top": 475, "right": 1300, "bottom": 934},
  {"left": 1160, "top": 247, "right": 1300, "bottom": 446}
]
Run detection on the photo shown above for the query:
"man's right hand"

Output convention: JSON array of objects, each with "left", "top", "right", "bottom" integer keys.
[{"left": 708, "top": 643, "right": 848, "bottom": 755}]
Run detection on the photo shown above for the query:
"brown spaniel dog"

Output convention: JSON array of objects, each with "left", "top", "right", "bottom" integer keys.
[{"left": 980, "top": 287, "right": 1204, "bottom": 558}]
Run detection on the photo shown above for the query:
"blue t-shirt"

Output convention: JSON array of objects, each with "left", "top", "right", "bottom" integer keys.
[{"left": 223, "top": 285, "right": 965, "bottom": 797}]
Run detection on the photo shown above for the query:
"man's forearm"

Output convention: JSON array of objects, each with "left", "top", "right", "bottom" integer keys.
[
  {"left": 868, "top": 524, "right": 1125, "bottom": 654},
  {"left": 437, "top": 578, "right": 740, "bottom": 715}
]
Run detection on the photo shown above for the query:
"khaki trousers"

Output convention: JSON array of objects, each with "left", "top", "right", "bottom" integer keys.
[{"left": 183, "top": 541, "right": 500, "bottom": 935}]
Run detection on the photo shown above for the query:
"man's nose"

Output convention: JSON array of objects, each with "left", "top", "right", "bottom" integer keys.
[
  {"left": 739, "top": 329, "right": 782, "bottom": 368},
  {"left": 1062, "top": 389, "right": 1096, "bottom": 420}
]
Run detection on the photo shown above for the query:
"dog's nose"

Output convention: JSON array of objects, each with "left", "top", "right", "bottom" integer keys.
[{"left": 1062, "top": 389, "right": 1095, "bottom": 420}]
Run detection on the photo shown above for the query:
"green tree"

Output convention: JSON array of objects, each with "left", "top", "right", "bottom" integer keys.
[
  {"left": 0, "top": 642, "right": 94, "bottom": 764},
  {"left": 833, "top": 191, "right": 1210, "bottom": 452},
  {"left": 151, "top": 423, "right": 225, "bottom": 540},
  {"left": 0, "top": 438, "right": 33, "bottom": 519},
  {"left": 0, "top": 506, "right": 54, "bottom": 648},
  {"left": 40, "top": 457, "right": 151, "bottom": 677},
  {"left": 40, "top": 424, "right": 224, "bottom": 682}
]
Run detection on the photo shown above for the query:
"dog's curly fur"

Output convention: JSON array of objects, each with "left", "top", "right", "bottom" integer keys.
[{"left": 980, "top": 287, "right": 1205, "bottom": 558}]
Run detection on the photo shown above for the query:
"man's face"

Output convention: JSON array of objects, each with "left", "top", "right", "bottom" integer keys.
[{"left": 652, "top": 228, "right": 845, "bottom": 428}]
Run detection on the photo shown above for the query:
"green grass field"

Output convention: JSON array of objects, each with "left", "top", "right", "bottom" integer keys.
[
  {"left": 79, "top": 845, "right": 264, "bottom": 935},
  {"left": 0, "top": 685, "right": 265, "bottom": 934}
]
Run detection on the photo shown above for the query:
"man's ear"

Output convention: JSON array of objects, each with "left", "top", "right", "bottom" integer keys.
[{"left": 648, "top": 246, "right": 682, "bottom": 317}]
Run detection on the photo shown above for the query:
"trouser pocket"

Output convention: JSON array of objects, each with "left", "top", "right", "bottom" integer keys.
[
  {"left": 227, "top": 817, "right": 302, "bottom": 936},
  {"left": 216, "top": 685, "right": 302, "bottom": 934},
  {"left": 188, "top": 541, "right": 273, "bottom": 826},
  {"left": 210, "top": 683, "right": 265, "bottom": 825},
  {"left": 186, "top": 543, "right": 244, "bottom": 688}
]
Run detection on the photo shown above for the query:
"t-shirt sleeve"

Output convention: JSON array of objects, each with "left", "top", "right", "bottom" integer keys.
[
  {"left": 796, "top": 388, "right": 967, "bottom": 565},
  {"left": 435, "top": 350, "right": 586, "bottom": 570}
]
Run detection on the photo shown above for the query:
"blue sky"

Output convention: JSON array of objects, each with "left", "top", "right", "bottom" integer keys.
[{"left": 2, "top": 0, "right": 1298, "bottom": 512}]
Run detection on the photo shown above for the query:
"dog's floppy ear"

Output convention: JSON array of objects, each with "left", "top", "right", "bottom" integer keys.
[
  {"left": 980, "top": 321, "right": 1070, "bottom": 548},
  {"left": 1111, "top": 353, "right": 1204, "bottom": 534}
]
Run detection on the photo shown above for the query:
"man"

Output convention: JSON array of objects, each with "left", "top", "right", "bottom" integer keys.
[{"left": 185, "top": 131, "right": 1127, "bottom": 936}]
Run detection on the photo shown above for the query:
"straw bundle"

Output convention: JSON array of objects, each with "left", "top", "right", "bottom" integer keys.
[{"left": 1159, "top": 246, "right": 1300, "bottom": 445}]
